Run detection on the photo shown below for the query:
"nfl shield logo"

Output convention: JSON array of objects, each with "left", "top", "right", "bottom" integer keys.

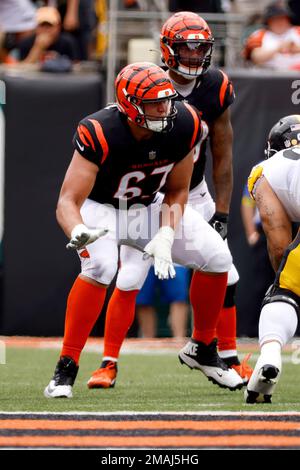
[{"left": 149, "top": 151, "right": 156, "bottom": 160}]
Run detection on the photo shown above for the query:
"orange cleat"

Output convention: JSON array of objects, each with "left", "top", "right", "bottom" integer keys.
[
  {"left": 87, "top": 361, "right": 118, "bottom": 389},
  {"left": 232, "top": 353, "right": 253, "bottom": 385}
]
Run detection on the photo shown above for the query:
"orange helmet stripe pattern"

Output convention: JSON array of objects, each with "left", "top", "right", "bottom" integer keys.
[
  {"left": 117, "top": 63, "right": 176, "bottom": 103},
  {"left": 115, "top": 62, "right": 177, "bottom": 131},
  {"left": 161, "top": 12, "right": 212, "bottom": 42}
]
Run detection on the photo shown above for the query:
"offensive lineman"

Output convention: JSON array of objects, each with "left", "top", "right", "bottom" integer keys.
[
  {"left": 88, "top": 12, "right": 251, "bottom": 390},
  {"left": 44, "top": 62, "right": 242, "bottom": 398},
  {"left": 246, "top": 115, "right": 300, "bottom": 403}
]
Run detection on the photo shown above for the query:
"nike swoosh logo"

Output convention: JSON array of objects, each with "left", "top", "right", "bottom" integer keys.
[
  {"left": 200, "top": 192, "right": 206, "bottom": 197},
  {"left": 76, "top": 140, "right": 84, "bottom": 152},
  {"left": 216, "top": 372, "right": 223, "bottom": 377}
]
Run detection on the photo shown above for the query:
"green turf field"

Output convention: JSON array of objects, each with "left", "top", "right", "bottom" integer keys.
[{"left": 0, "top": 347, "right": 299, "bottom": 413}]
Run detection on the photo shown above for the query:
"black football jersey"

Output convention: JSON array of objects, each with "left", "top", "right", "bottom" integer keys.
[
  {"left": 73, "top": 101, "right": 201, "bottom": 208},
  {"left": 171, "top": 67, "right": 235, "bottom": 190}
]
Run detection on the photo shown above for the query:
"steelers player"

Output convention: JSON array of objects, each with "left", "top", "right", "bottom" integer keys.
[{"left": 246, "top": 115, "right": 300, "bottom": 404}]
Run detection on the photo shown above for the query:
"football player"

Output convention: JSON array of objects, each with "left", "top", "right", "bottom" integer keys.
[
  {"left": 44, "top": 62, "right": 242, "bottom": 398},
  {"left": 245, "top": 115, "right": 300, "bottom": 403},
  {"left": 89, "top": 12, "right": 251, "bottom": 391}
]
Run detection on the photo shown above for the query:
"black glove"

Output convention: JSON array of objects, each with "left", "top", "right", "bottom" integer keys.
[{"left": 209, "top": 212, "right": 229, "bottom": 240}]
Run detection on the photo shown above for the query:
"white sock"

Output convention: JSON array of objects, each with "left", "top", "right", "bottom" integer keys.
[
  {"left": 259, "top": 341, "right": 282, "bottom": 370},
  {"left": 259, "top": 301, "right": 298, "bottom": 347},
  {"left": 219, "top": 349, "right": 237, "bottom": 359}
]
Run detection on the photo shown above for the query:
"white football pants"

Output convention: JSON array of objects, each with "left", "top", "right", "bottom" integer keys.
[
  {"left": 78, "top": 187, "right": 232, "bottom": 287},
  {"left": 117, "top": 178, "right": 239, "bottom": 290}
]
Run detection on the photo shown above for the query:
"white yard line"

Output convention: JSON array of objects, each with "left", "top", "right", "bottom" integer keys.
[{"left": 0, "top": 411, "right": 300, "bottom": 416}]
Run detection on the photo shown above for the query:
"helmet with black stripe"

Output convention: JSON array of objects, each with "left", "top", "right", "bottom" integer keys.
[
  {"left": 160, "top": 11, "right": 214, "bottom": 78},
  {"left": 115, "top": 62, "right": 178, "bottom": 132}
]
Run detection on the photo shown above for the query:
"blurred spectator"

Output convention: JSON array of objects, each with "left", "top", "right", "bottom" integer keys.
[
  {"left": 16, "top": 6, "right": 77, "bottom": 63},
  {"left": 123, "top": 0, "right": 140, "bottom": 8},
  {"left": 56, "top": 0, "right": 96, "bottom": 60},
  {"left": 241, "top": 182, "right": 265, "bottom": 247},
  {"left": 231, "top": 0, "right": 272, "bottom": 15},
  {"left": 0, "top": 32, "right": 18, "bottom": 64},
  {"left": 169, "top": 0, "right": 224, "bottom": 13},
  {"left": 242, "top": 13, "right": 264, "bottom": 43},
  {"left": 0, "top": 32, "right": 9, "bottom": 63},
  {"left": 31, "top": 1, "right": 96, "bottom": 60},
  {"left": 136, "top": 266, "right": 191, "bottom": 338},
  {"left": 94, "top": 0, "right": 107, "bottom": 59},
  {"left": 0, "top": 0, "right": 37, "bottom": 57},
  {"left": 122, "top": 0, "right": 168, "bottom": 11},
  {"left": 243, "top": 2, "right": 300, "bottom": 69},
  {"left": 0, "top": 0, "right": 36, "bottom": 37}
]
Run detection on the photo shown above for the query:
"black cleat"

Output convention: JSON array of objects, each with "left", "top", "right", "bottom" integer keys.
[
  {"left": 178, "top": 338, "right": 244, "bottom": 390},
  {"left": 44, "top": 356, "right": 79, "bottom": 398}
]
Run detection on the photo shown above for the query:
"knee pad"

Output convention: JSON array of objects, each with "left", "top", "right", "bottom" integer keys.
[
  {"left": 116, "top": 262, "right": 151, "bottom": 291},
  {"left": 206, "top": 249, "right": 232, "bottom": 273},
  {"left": 224, "top": 283, "right": 237, "bottom": 308},
  {"left": 262, "top": 284, "right": 300, "bottom": 315}
]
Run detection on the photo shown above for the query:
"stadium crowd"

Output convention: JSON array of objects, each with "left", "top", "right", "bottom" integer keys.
[{"left": 0, "top": 1, "right": 300, "bottom": 68}]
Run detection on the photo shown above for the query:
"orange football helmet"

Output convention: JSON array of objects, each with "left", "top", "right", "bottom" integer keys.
[
  {"left": 115, "top": 62, "right": 177, "bottom": 132},
  {"left": 160, "top": 11, "right": 214, "bottom": 78}
]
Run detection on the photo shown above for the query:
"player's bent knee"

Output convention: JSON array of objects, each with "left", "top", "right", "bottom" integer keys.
[
  {"left": 116, "top": 264, "right": 150, "bottom": 291},
  {"left": 206, "top": 249, "right": 232, "bottom": 273}
]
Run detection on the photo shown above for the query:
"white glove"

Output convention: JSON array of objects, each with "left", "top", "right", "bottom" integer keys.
[
  {"left": 66, "top": 223, "right": 108, "bottom": 250},
  {"left": 143, "top": 226, "right": 176, "bottom": 280}
]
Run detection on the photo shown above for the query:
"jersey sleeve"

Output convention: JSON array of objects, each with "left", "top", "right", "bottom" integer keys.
[
  {"left": 248, "top": 163, "right": 264, "bottom": 200},
  {"left": 218, "top": 70, "right": 235, "bottom": 112},
  {"left": 182, "top": 102, "right": 203, "bottom": 150},
  {"left": 72, "top": 117, "right": 109, "bottom": 168},
  {"left": 203, "top": 69, "right": 235, "bottom": 122}
]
